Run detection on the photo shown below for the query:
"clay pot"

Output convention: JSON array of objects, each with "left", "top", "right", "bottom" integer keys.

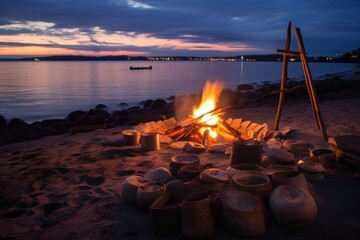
[
  {"left": 169, "top": 154, "right": 200, "bottom": 178},
  {"left": 270, "top": 185, "right": 317, "bottom": 228},
  {"left": 230, "top": 140, "right": 263, "bottom": 166},
  {"left": 166, "top": 179, "right": 186, "bottom": 201},
  {"left": 222, "top": 189, "right": 266, "bottom": 238},
  {"left": 199, "top": 168, "right": 230, "bottom": 183},
  {"left": 271, "top": 170, "right": 308, "bottom": 190},
  {"left": 297, "top": 159, "right": 325, "bottom": 182},
  {"left": 137, "top": 182, "right": 166, "bottom": 212},
  {"left": 231, "top": 170, "right": 272, "bottom": 201},
  {"left": 210, "top": 193, "right": 223, "bottom": 224},
  {"left": 141, "top": 132, "right": 160, "bottom": 151},
  {"left": 263, "top": 165, "right": 295, "bottom": 180},
  {"left": 144, "top": 167, "right": 174, "bottom": 184},
  {"left": 181, "top": 193, "right": 215, "bottom": 239},
  {"left": 122, "top": 129, "right": 140, "bottom": 145},
  {"left": 121, "top": 175, "right": 153, "bottom": 204},
  {"left": 177, "top": 164, "right": 206, "bottom": 182},
  {"left": 310, "top": 149, "right": 336, "bottom": 169},
  {"left": 232, "top": 163, "right": 264, "bottom": 172},
  {"left": 150, "top": 191, "right": 182, "bottom": 236}
]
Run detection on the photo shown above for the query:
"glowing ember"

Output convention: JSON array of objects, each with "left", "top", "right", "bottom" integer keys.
[{"left": 192, "top": 80, "right": 224, "bottom": 138}]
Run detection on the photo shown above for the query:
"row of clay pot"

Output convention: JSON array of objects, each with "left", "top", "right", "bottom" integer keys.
[
  {"left": 227, "top": 163, "right": 318, "bottom": 230},
  {"left": 121, "top": 172, "right": 222, "bottom": 238},
  {"left": 121, "top": 156, "right": 318, "bottom": 238},
  {"left": 151, "top": 190, "right": 222, "bottom": 238}
]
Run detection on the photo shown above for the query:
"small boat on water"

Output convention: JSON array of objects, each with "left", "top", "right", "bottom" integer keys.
[{"left": 129, "top": 66, "right": 152, "bottom": 70}]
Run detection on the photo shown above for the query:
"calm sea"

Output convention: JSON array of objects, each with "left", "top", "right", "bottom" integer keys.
[{"left": 0, "top": 61, "right": 355, "bottom": 122}]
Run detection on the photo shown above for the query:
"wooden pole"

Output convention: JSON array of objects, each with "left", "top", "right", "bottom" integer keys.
[
  {"left": 274, "top": 21, "right": 292, "bottom": 131},
  {"left": 300, "top": 54, "right": 321, "bottom": 128},
  {"left": 295, "top": 28, "right": 321, "bottom": 129},
  {"left": 294, "top": 27, "right": 328, "bottom": 141}
]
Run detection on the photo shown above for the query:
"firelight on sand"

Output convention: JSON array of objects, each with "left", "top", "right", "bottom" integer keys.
[{"left": 192, "top": 80, "right": 224, "bottom": 138}]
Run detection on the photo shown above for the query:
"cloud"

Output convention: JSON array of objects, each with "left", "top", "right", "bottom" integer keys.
[{"left": 0, "top": 0, "right": 359, "bottom": 56}]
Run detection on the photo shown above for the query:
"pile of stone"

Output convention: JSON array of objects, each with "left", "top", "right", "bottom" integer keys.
[
  {"left": 119, "top": 127, "right": 335, "bottom": 238},
  {"left": 0, "top": 98, "right": 173, "bottom": 145}
]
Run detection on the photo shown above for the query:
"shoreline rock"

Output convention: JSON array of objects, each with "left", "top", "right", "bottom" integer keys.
[{"left": 1, "top": 76, "right": 359, "bottom": 146}]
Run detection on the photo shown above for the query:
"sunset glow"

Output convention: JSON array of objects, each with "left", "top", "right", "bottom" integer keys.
[
  {"left": 0, "top": 1, "right": 359, "bottom": 57},
  {"left": 0, "top": 20, "right": 256, "bottom": 57}
]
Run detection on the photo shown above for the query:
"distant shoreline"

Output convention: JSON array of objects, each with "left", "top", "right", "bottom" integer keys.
[{"left": 0, "top": 54, "right": 359, "bottom": 63}]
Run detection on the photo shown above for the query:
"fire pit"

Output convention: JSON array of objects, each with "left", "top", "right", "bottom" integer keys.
[{"left": 133, "top": 80, "right": 270, "bottom": 149}]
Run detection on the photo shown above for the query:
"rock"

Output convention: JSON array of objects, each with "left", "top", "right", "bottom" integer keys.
[
  {"left": 7, "top": 118, "right": 27, "bottom": 128},
  {"left": 95, "top": 104, "right": 108, "bottom": 110},
  {"left": 131, "top": 114, "right": 165, "bottom": 125},
  {"left": 144, "top": 167, "right": 174, "bottom": 184},
  {"left": 126, "top": 106, "right": 142, "bottom": 113},
  {"left": 108, "top": 110, "right": 130, "bottom": 124},
  {"left": 66, "top": 110, "right": 86, "bottom": 123},
  {"left": 95, "top": 109, "right": 110, "bottom": 118},
  {"left": 167, "top": 95, "right": 176, "bottom": 101},
  {"left": 0, "top": 125, "right": 6, "bottom": 145},
  {"left": 151, "top": 99, "right": 167, "bottom": 110},
  {"left": 270, "top": 185, "right": 317, "bottom": 228},
  {"left": 4, "top": 118, "right": 40, "bottom": 144},
  {"left": 79, "top": 113, "right": 93, "bottom": 125},
  {"left": 266, "top": 148, "right": 296, "bottom": 164},
  {"left": 70, "top": 125, "right": 104, "bottom": 134},
  {"left": 121, "top": 175, "right": 153, "bottom": 204},
  {"left": 87, "top": 108, "right": 98, "bottom": 116},
  {"left": 119, "top": 102, "right": 129, "bottom": 107},
  {"left": 184, "top": 142, "right": 206, "bottom": 153},
  {"left": 143, "top": 99, "right": 153, "bottom": 108},
  {"left": 0, "top": 115, "right": 7, "bottom": 125},
  {"left": 166, "top": 179, "right": 185, "bottom": 201},
  {"left": 199, "top": 168, "right": 229, "bottom": 183},
  {"left": 91, "top": 114, "right": 106, "bottom": 125},
  {"left": 282, "top": 139, "right": 312, "bottom": 157},
  {"left": 237, "top": 84, "right": 255, "bottom": 91},
  {"left": 208, "top": 143, "right": 230, "bottom": 153}
]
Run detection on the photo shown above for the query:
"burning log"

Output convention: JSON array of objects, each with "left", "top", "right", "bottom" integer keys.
[
  {"left": 165, "top": 106, "right": 229, "bottom": 141},
  {"left": 218, "top": 119, "right": 242, "bottom": 139}
]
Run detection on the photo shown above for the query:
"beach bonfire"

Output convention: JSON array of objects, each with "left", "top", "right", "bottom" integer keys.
[
  {"left": 163, "top": 80, "right": 270, "bottom": 145},
  {"left": 135, "top": 80, "right": 269, "bottom": 145}
]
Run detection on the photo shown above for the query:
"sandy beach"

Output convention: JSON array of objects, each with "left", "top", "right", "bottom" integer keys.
[{"left": 1, "top": 91, "right": 359, "bottom": 239}]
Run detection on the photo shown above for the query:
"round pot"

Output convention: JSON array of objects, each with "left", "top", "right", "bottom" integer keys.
[
  {"left": 150, "top": 191, "right": 181, "bottom": 236},
  {"left": 141, "top": 132, "right": 160, "bottom": 151},
  {"left": 270, "top": 185, "right": 317, "bottom": 228},
  {"left": 222, "top": 189, "right": 266, "bottom": 238},
  {"left": 230, "top": 140, "right": 263, "bottom": 166},
  {"left": 263, "top": 165, "right": 295, "bottom": 180},
  {"left": 271, "top": 170, "right": 308, "bottom": 190},
  {"left": 199, "top": 168, "right": 230, "bottom": 183},
  {"left": 166, "top": 179, "right": 186, "bottom": 201},
  {"left": 181, "top": 193, "right": 215, "bottom": 239},
  {"left": 122, "top": 129, "right": 140, "bottom": 145},
  {"left": 231, "top": 170, "right": 272, "bottom": 201},
  {"left": 144, "top": 167, "right": 174, "bottom": 184},
  {"left": 177, "top": 164, "right": 206, "bottom": 182},
  {"left": 137, "top": 182, "right": 166, "bottom": 212},
  {"left": 232, "top": 163, "right": 264, "bottom": 172},
  {"left": 169, "top": 154, "right": 200, "bottom": 178},
  {"left": 121, "top": 175, "right": 153, "bottom": 204},
  {"left": 310, "top": 148, "right": 336, "bottom": 168},
  {"left": 297, "top": 160, "right": 325, "bottom": 182}
]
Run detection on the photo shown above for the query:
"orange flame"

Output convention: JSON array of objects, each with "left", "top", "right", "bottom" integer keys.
[{"left": 193, "top": 80, "right": 224, "bottom": 138}]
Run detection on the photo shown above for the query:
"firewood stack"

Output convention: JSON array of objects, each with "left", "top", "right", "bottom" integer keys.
[{"left": 163, "top": 106, "right": 270, "bottom": 144}]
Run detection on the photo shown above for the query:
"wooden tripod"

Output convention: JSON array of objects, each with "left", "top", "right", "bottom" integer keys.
[{"left": 274, "top": 21, "right": 328, "bottom": 141}]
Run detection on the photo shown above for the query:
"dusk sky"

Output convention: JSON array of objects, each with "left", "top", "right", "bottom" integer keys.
[{"left": 0, "top": 0, "right": 359, "bottom": 58}]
